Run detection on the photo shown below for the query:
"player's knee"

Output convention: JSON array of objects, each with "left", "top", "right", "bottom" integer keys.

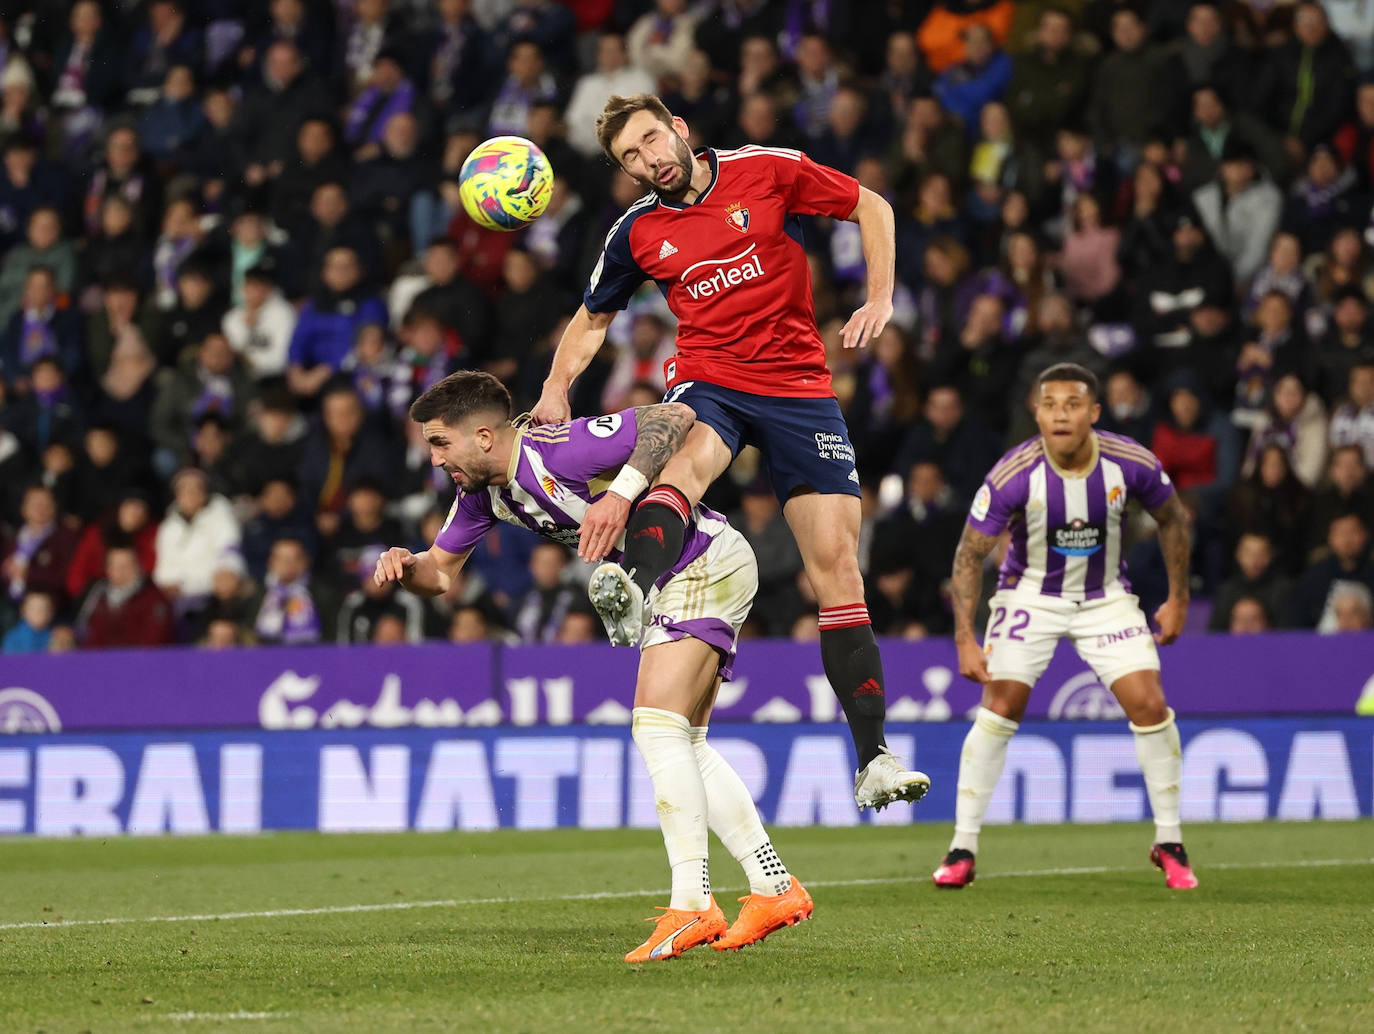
[
  {"left": 982, "top": 682, "right": 1030, "bottom": 722},
  {"left": 1126, "top": 695, "right": 1169, "bottom": 728}
]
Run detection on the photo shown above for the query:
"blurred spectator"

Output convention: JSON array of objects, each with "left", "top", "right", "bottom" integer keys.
[
  {"left": 240, "top": 476, "right": 314, "bottom": 581},
  {"left": 341, "top": 0, "right": 402, "bottom": 93},
  {"left": 152, "top": 467, "right": 242, "bottom": 613},
  {"left": 1275, "top": 2, "right": 1357, "bottom": 156},
  {"left": 0, "top": 267, "right": 84, "bottom": 386},
  {"left": 49, "top": 2, "right": 123, "bottom": 143},
  {"left": 1159, "top": 4, "right": 1259, "bottom": 138},
  {"left": 223, "top": 266, "right": 297, "bottom": 380},
  {"left": 253, "top": 536, "right": 323, "bottom": 645},
  {"left": 336, "top": 548, "right": 426, "bottom": 643},
  {"left": 488, "top": 41, "right": 557, "bottom": 138},
  {"left": 85, "top": 199, "right": 150, "bottom": 297},
  {"left": 83, "top": 126, "right": 159, "bottom": 239},
  {"left": 1055, "top": 194, "right": 1120, "bottom": 314},
  {"left": 2, "top": 483, "right": 79, "bottom": 609},
  {"left": 8, "top": 359, "right": 82, "bottom": 459},
  {"left": 297, "top": 383, "right": 396, "bottom": 534},
  {"left": 137, "top": 64, "right": 205, "bottom": 162},
  {"left": 894, "top": 384, "right": 1001, "bottom": 504},
  {"left": 565, "top": 34, "right": 655, "bottom": 158},
  {"left": 271, "top": 117, "right": 350, "bottom": 235},
  {"left": 1135, "top": 211, "right": 1233, "bottom": 351},
  {"left": 77, "top": 542, "right": 176, "bottom": 648},
  {"left": 1208, "top": 531, "right": 1291, "bottom": 631},
  {"left": 1100, "top": 370, "right": 1155, "bottom": 452},
  {"left": 847, "top": 325, "right": 923, "bottom": 478},
  {"left": 1335, "top": 80, "right": 1374, "bottom": 192},
  {"left": 1289, "top": 510, "right": 1374, "bottom": 627},
  {"left": 195, "top": 549, "right": 261, "bottom": 642},
  {"left": 511, "top": 540, "right": 578, "bottom": 642},
  {"left": 601, "top": 312, "right": 674, "bottom": 413},
  {"left": 323, "top": 477, "right": 405, "bottom": 586},
  {"left": 0, "top": 208, "right": 77, "bottom": 327},
  {"left": 232, "top": 389, "right": 307, "bottom": 495},
  {"left": 888, "top": 95, "right": 967, "bottom": 214},
  {"left": 122, "top": 1, "right": 202, "bottom": 109},
  {"left": 627, "top": 0, "right": 701, "bottom": 82},
  {"left": 149, "top": 260, "right": 228, "bottom": 367},
  {"left": 1241, "top": 373, "right": 1328, "bottom": 488},
  {"left": 1309, "top": 445, "right": 1374, "bottom": 554},
  {"left": 1193, "top": 140, "right": 1282, "bottom": 289},
  {"left": 1152, "top": 373, "right": 1235, "bottom": 494},
  {"left": 1227, "top": 595, "right": 1271, "bottom": 634},
  {"left": 1282, "top": 144, "right": 1363, "bottom": 257},
  {"left": 1326, "top": 579, "right": 1374, "bottom": 631},
  {"left": 70, "top": 424, "right": 151, "bottom": 524},
  {"left": 1178, "top": 84, "right": 1287, "bottom": 195},
  {"left": 233, "top": 41, "right": 332, "bottom": 181},
  {"left": 224, "top": 207, "right": 287, "bottom": 308},
  {"left": 1313, "top": 287, "right": 1374, "bottom": 406},
  {"left": 929, "top": 292, "right": 1016, "bottom": 433},
  {"left": 2, "top": 590, "right": 55, "bottom": 653},
  {"left": 1245, "top": 232, "right": 1310, "bottom": 320},
  {"left": 150, "top": 331, "right": 253, "bottom": 472},
  {"left": 1231, "top": 291, "right": 1307, "bottom": 432},
  {"left": 66, "top": 490, "right": 159, "bottom": 604},
  {"left": 732, "top": 477, "right": 804, "bottom": 638},
  {"left": 916, "top": 2, "right": 1014, "bottom": 76},
  {"left": 1225, "top": 443, "right": 1312, "bottom": 575},
  {"left": 1306, "top": 228, "right": 1373, "bottom": 310},
  {"left": 1086, "top": 6, "right": 1158, "bottom": 170},
  {"left": 1005, "top": 7, "right": 1089, "bottom": 150},
  {"left": 286, "top": 247, "right": 387, "bottom": 398},
  {"left": 932, "top": 23, "right": 1011, "bottom": 136},
  {"left": 423, "top": 0, "right": 495, "bottom": 119},
  {"left": 869, "top": 460, "right": 963, "bottom": 636},
  {"left": 1330, "top": 364, "right": 1374, "bottom": 468},
  {"left": 556, "top": 605, "right": 601, "bottom": 644}
]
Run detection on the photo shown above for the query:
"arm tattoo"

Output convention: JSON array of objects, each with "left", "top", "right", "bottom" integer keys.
[
  {"left": 1151, "top": 495, "right": 1193, "bottom": 599},
  {"left": 627, "top": 403, "right": 694, "bottom": 482},
  {"left": 951, "top": 524, "right": 1000, "bottom": 643}
]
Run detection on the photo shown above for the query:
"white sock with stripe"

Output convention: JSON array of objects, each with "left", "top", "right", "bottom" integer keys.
[
  {"left": 949, "top": 707, "right": 1019, "bottom": 854},
  {"left": 631, "top": 707, "right": 711, "bottom": 911},
  {"left": 691, "top": 727, "right": 792, "bottom": 897},
  {"left": 1132, "top": 707, "right": 1183, "bottom": 844}
]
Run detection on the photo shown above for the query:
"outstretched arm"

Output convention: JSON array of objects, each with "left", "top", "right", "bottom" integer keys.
[
  {"left": 841, "top": 185, "right": 896, "bottom": 349},
  {"left": 374, "top": 544, "right": 470, "bottom": 598},
  {"left": 951, "top": 524, "right": 1001, "bottom": 683},
  {"left": 532, "top": 306, "right": 616, "bottom": 423},
  {"left": 1149, "top": 494, "right": 1193, "bottom": 645},
  {"left": 577, "top": 402, "right": 695, "bottom": 562}
]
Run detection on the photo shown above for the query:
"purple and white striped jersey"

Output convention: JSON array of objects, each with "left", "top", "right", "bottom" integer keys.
[
  {"left": 433, "top": 410, "right": 726, "bottom": 589},
  {"left": 966, "top": 431, "right": 1175, "bottom": 602}
]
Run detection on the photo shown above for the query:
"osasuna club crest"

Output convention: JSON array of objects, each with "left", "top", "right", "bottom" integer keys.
[{"left": 725, "top": 202, "right": 750, "bottom": 233}]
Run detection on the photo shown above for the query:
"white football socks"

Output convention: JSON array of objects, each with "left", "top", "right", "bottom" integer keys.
[
  {"left": 631, "top": 707, "right": 711, "bottom": 911},
  {"left": 1132, "top": 707, "right": 1183, "bottom": 845},
  {"left": 949, "top": 707, "right": 1019, "bottom": 854},
  {"left": 690, "top": 726, "right": 792, "bottom": 897}
]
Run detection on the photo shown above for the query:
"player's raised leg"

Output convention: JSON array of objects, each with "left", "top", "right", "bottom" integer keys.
[
  {"left": 784, "top": 490, "right": 929, "bottom": 809},
  {"left": 624, "top": 638, "right": 728, "bottom": 962},
  {"left": 685, "top": 684, "right": 812, "bottom": 950},
  {"left": 615, "top": 421, "right": 734, "bottom": 603},
  {"left": 1112, "top": 669, "right": 1197, "bottom": 889}
]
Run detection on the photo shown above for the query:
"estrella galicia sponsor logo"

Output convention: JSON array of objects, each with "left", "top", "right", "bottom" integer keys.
[
  {"left": 0, "top": 688, "right": 62, "bottom": 733},
  {"left": 1047, "top": 672, "right": 1124, "bottom": 720},
  {"left": 1050, "top": 518, "right": 1105, "bottom": 556},
  {"left": 814, "top": 431, "right": 855, "bottom": 463}
]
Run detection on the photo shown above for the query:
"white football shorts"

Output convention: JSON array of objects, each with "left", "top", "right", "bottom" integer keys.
[
  {"left": 983, "top": 589, "right": 1160, "bottom": 689},
  {"left": 640, "top": 524, "right": 759, "bottom": 679}
]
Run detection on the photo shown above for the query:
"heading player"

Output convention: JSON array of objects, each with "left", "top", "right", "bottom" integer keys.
[
  {"left": 374, "top": 371, "right": 813, "bottom": 962},
  {"left": 934, "top": 362, "right": 1198, "bottom": 890},
  {"left": 531, "top": 93, "right": 928, "bottom": 812}
]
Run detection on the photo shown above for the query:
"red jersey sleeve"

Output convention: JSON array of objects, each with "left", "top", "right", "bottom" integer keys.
[{"left": 776, "top": 150, "right": 861, "bottom": 220}]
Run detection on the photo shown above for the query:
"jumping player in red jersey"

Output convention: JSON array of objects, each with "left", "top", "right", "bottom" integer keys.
[{"left": 532, "top": 94, "right": 928, "bottom": 811}]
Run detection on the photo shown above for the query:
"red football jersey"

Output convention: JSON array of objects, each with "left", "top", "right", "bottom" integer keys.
[{"left": 583, "top": 145, "right": 860, "bottom": 398}]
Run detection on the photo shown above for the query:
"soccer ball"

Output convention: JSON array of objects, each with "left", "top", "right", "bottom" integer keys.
[{"left": 458, "top": 136, "right": 554, "bottom": 232}]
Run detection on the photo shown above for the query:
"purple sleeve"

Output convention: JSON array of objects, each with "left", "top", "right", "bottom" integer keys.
[
  {"left": 1127, "top": 452, "right": 1176, "bottom": 511},
  {"left": 966, "top": 475, "right": 1021, "bottom": 537},
  {"left": 433, "top": 491, "right": 494, "bottom": 556},
  {"left": 542, "top": 410, "right": 638, "bottom": 483}
]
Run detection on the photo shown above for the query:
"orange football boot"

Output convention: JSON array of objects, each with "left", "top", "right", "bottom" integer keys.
[
  {"left": 714, "top": 878, "right": 813, "bottom": 951},
  {"left": 624, "top": 897, "right": 728, "bottom": 963}
]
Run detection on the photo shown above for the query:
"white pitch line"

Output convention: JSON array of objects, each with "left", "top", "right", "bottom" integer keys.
[
  {"left": 3, "top": 856, "right": 1371, "bottom": 933},
  {"left": 166, "top": 1012, "right": 293, "bottom": 1023}
]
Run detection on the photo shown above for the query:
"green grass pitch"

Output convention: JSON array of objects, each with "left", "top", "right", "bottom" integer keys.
[{"left": 2, "top": 822, "right": 1372, "bottom": 1033}]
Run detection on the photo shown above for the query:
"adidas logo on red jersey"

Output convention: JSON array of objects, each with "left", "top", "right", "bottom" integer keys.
[{"left": 658, "top": 240, "right": 678, "bottom": 259}]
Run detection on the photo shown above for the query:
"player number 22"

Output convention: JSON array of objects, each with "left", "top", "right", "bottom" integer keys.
[{"left": 988, "top": 606, "right": 1030, "bottom": 641}]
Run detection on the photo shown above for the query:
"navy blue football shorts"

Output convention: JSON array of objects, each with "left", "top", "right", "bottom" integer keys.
[{"left": 663, "top": 380, "right": 862, "bottom": 504}]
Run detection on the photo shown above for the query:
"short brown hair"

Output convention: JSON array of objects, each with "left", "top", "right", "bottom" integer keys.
[
  {"left": 409, "top": 371, "right": 512, "bottom": 427},
  {"left": 595, "top": 93, "right": 673, "bottom": 164}
]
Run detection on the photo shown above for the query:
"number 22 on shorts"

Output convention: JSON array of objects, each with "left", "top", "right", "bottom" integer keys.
[{"left": 987, "top": 606, "right": 1030, "bottom": 641}]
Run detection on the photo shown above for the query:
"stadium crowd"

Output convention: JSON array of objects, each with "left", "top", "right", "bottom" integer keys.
[{"left": 2, "top": 0, "right": 1374, "bottom": 654}]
